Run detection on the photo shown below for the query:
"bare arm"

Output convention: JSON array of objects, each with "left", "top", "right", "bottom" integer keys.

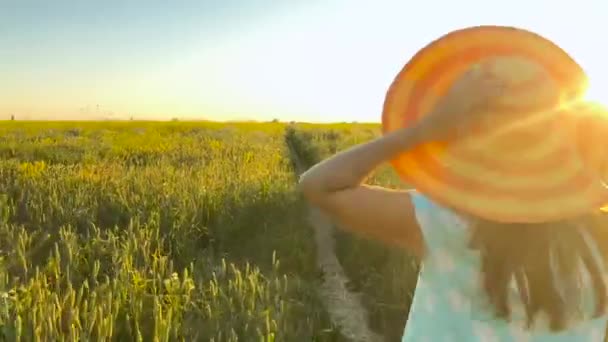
[
  {"left": 299, "top": 127, "right": 423, "bottom": 196},
  {"left": 298, "top": 126, "right": 428, "bottom": 257}
]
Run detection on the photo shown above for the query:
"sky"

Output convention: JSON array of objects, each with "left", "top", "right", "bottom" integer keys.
[{"left": 2, "top": 0, "right": 608, "bottom": 123}]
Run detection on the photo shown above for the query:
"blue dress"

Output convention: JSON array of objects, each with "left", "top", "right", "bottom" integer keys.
[{"left": 402, "top": 192, "right": 608, "bottom": 341}]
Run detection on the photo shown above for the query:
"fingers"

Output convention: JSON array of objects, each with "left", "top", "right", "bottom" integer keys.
[
  {"left": 460, "top": 63, "right": 506, "bottom": 93},
  {"left": 480, "top": 77, "right": 505, "bottom": 99},
  {"left": 470, "top": 63, "right": 506, "bottom": 103}
]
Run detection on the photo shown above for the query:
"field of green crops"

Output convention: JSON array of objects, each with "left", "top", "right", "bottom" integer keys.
[{"left": 0, "top": 120, "right": 419, "bottom": 341}]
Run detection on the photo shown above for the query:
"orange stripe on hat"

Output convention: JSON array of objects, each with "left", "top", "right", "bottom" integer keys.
[{"left": 382, "top": 25, "right": 608, "bottom": 223}]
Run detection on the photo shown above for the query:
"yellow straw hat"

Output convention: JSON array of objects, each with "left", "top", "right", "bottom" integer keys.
[{"left": 382, "top": 25, "right": 608, "bottom": 223}]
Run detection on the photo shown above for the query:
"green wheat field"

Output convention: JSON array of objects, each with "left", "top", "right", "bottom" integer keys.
[{"left": 0, "top": 121, "right": 419, "bottom": 342}]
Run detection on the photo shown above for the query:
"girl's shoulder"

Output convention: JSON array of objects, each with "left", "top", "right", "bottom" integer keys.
[{"left": 409, "top": 191, "right": 471, "bottom": 253}]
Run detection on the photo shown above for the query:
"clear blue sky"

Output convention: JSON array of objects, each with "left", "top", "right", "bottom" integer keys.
[{"left": 2, "top": 0, "right": 608, "bottom": 122}]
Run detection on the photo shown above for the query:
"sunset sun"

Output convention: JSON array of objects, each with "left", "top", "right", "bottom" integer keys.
[{"left": 584, "top": 74, "right": 608, "bottom": 103}]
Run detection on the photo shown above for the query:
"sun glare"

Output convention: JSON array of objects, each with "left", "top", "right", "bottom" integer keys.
[{"left": 583, "top": 74, "right": 608, "bottom": 104}]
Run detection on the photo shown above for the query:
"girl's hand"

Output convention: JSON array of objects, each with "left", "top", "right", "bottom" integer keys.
[{"left": 415, "top": 63, "right": 506, "bottom": 142}]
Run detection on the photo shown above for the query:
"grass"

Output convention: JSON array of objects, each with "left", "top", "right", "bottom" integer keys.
[
  {"left": 0, "top": 121, "right": 342, "bottom": 341},
  {"left": 0, "top": 120, "right": 418, "bottom": 341}
]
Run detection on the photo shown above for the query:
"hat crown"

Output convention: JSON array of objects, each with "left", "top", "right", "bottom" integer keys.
[{"left": 478, "top": 57, "right": 559, "bottom": 111}]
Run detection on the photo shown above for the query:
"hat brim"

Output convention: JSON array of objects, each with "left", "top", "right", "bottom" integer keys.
[{"left": 382, "top": 25, "right": 607, "bottom": 223}]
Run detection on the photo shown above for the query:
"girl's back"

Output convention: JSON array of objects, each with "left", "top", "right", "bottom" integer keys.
[{"left": 403, "top": 192, "right": 608, "bottom": 341}]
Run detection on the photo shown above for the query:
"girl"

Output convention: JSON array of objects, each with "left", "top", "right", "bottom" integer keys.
[{"left": 299, "top": 26, "right": 608, "bottom": 341}]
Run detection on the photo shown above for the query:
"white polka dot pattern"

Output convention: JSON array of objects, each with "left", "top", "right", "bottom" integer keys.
[
  {"left": 509, "top": 325, "right": 531, "bottom": 342},
  {"left": 589, "top": 327, "right": 602, "bottom": 341},
  {"left": 432, "top": 249, "right": 456, "bottom": 273},
  {"left": 401, "top": 193, "right": 608, "bottom": 342}
]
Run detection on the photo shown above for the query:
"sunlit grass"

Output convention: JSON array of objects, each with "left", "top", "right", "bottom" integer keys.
[
  {"left": 0, "top": 119, "right": 419, "bottom": 340},
  {"left": 0, "top": 121, "right": 340, "bottom": 341}
]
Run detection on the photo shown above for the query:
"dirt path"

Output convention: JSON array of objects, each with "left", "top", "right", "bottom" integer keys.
[{"left": 288, "top": 142, "right": 383, "bottom": 342}]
